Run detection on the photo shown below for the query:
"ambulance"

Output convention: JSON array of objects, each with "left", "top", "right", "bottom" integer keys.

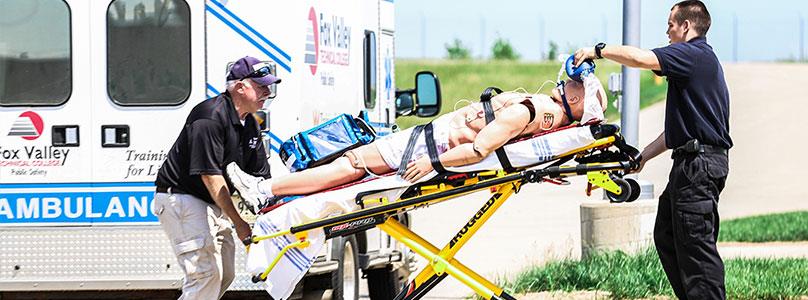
[{"left": 0, "top": 0, "right": 441, "bottom": 298}]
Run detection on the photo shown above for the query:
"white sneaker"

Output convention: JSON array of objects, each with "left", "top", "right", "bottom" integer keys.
[{"left": 226, "top": 162, "right": 267, "bottom": 214}]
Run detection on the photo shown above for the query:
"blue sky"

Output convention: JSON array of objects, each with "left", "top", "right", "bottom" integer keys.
[{"left": 395, "top": 0, "right": 808, "bottom": 62}]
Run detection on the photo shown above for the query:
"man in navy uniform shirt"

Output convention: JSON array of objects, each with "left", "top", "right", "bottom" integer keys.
[
  {"left": 154, "top": 56, "right": 278, "bottom": 299},
  {"left": 574, "top": 1, "right": 731, "bottom": 299}
]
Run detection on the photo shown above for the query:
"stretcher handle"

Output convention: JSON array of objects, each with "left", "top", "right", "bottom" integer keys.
[
  {"left": 539, "top": 161, "right": 634, "bottom": 178},
  {"left": 612, "top": 137, "right": 642, "bottom": 170}
]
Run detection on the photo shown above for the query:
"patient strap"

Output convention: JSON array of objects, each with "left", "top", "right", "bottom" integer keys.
[
  {"left": 396, "top": 122, "right": 448, "bottom": 176},
  {"left": 520, "top": 99, "right": 537, "bottom": 124},
  {"left": 557, "top": 80, "right": 576, "bottom": 126},
  {"left": 479, "top": 87, "right": 516, "bottom": 173},
  {"left": 424, "top": 123, "right": 448, "bottom": 173},
  {"left": 396, "top": 125, "right": 425, "bottom": 176}
]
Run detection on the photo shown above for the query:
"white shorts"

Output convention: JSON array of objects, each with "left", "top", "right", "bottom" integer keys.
[{"left": 374, "top": 115, "right": 452, "bottom": 170}]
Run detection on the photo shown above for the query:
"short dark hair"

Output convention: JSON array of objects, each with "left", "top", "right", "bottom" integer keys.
[{"left": 671, "top": 0, "right": 711, "bottom": 36}]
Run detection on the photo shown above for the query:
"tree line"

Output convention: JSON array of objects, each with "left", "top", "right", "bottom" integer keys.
[{"left": 445, "top": 38, "right": 560, "bottom": 61}]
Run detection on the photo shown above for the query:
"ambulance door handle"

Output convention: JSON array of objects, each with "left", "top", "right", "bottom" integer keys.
[
  {"left": 101, "top": 125, "right": 130, "bottom": 148},
  {"left": 52, "top": 125, "right": 80, "bottom": 147}
]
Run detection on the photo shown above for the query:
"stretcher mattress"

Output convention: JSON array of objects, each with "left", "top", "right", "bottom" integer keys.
[{"left": 247, "top": 125, "right": 598, "bottom": 299}]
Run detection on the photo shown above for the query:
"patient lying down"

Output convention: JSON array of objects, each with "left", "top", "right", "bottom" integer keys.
[{"left": 228, "top": 74, "right": 607, "bottom": 211}]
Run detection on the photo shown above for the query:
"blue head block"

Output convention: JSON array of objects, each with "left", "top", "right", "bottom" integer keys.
[{"left": 565, "top": 55, "right": 596, "bottom": 82}]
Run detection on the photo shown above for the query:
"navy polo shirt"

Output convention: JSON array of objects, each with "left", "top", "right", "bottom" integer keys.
[
  {"left": 156, "top": 92, "right": 271, "bottom": 204},
  {"left": 652, "top": 36, "right": 733, "bottom": 149}
]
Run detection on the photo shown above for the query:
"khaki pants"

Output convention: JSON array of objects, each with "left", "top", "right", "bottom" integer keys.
[{"left": 154, "top": 192, "right": 236, "bottom": 300}]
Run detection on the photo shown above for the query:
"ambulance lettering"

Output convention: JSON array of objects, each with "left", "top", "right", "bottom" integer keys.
[
  {"left": 306, "top": 6, "right": 351, "bottom": 86},
  {"left": 0, "top": 192, "right": 157, "bottom": 224},
  {"left": 0, "top": 146, "right": 70, "bottom": 167}
]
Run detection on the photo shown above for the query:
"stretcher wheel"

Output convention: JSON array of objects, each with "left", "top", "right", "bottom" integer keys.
[
  {"left": 251, "top": 274, "right": 264, "bottom": 283},
  {"left": 606, "top": 178, "right": 632, "bottom": 203},
  {"left": 625, "top": 178, "right": 641, "bottom": 202},
  {"left": 332, "top": 236, "right": 359, "bottom": 300}
]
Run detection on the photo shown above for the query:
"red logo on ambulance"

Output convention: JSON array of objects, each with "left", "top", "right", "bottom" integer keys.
[
  {"left": 7, "top": 111, "right": 44, "bottom": 140},
  {"left": 305, "top": 7, "right": 319, "bottom": 75}
]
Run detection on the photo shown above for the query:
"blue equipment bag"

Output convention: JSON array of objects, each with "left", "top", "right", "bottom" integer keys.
[{"left": 279, "top": 114, "right": 376, "bottom": 172}]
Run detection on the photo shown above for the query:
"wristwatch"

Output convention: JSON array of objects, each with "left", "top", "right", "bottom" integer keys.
[{"left": 594, "top": 42, "right": 606, "bottom": 59}]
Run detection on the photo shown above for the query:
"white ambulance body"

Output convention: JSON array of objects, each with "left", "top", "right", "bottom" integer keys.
[{"left": 0, "top": 0, "right": 423, "bottom": 298}]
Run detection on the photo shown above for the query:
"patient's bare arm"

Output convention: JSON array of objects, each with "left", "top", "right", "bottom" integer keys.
[{"left": 401, "top": 104, "right": 532, "bottom": 181}]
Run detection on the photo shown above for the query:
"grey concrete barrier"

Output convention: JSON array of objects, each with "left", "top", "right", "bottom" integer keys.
[{"left": 580, "top": 200, "right": 658, "bottom": 258}]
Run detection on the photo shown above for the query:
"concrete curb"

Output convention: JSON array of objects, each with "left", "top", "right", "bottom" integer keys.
[{"left": 718, "top": 241, "right": 808, "bottom": 259}]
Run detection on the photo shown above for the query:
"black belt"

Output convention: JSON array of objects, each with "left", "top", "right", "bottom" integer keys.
[
  {"left": 672, "top": 139, "right": 727, "bottom": 158},
  {"left": 156, "top": 185, "right": 186, "bottom": 194},
  {"left": 395, "top": 123, "right": 447, "bottom": 176},
  {"left": 479, "top": 86, "right": 516, "bottom": 173}
]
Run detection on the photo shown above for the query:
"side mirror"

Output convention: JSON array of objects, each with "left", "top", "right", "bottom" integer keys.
[
  {"left": 395, "top": 71, "right": 441, "bottom": 118},
  {"left": 414, "top": 71, "right": 441, "bottom": 117},
  {"left": 395, "top": 91, "right": 414, "bottom": 117}
]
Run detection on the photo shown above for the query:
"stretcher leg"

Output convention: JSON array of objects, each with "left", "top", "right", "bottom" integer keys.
[
  {"left": 379, "top": 219, "right": 503, "bottom": 299},
  {"left": 379, "top": 182, "right": 520, "bottom": 300}
]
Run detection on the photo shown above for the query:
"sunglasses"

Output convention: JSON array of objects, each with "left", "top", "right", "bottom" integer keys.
[{"left": 240, "top": 66, "right": 272, "bottom": 81}]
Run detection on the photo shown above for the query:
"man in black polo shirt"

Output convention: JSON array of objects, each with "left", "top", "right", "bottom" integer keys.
[
  {"left": 574, "top": 1, "right": 731, "bottom": 299},
  {"left": 153, "top": 56, "right": 277, "bottom": 299}
]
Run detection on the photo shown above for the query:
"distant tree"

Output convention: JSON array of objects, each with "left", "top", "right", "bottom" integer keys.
[
  {"left": 445, "top": 38, "right": 471, "bottom": 60},
  {"left": 491, "top": 37, "right": 519, "bottom": 60},
  {"left": 547, "top": 41, "right": 559, "bottom": 61}
]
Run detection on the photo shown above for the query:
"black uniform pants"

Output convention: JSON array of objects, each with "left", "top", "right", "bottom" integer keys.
[{"left": 654, "top": 151, "right": 729, "bottom": 300}]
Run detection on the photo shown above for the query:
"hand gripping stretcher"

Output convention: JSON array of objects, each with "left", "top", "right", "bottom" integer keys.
[{"left": 244, "top": 122, "right": 642, "bottom": 300}]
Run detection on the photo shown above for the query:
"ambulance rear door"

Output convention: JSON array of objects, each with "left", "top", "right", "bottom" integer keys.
[
  {"left": 88, "top": 0, "right": 206, "bottom": 225},
  {"left": 0, "top": 0, "right": 92, "bottom": 226}
]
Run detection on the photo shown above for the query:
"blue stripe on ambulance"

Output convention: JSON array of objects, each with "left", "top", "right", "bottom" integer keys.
[
  {"left": 265, "top": 135, "right": 280, "bottom": 154},
  {"left": 205, "top": 0, "right": 291, "bottom": 72},
  {"left": 207, "top": 0, "right": 291, "bottom": 61},
  {"left": 206, "top": 83, "right": 220, "bottom": 98},
  {"left": 0, "top": 182, "right": 154, "bottom": 189}
]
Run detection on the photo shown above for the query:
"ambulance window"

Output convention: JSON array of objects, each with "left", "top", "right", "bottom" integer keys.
[
  {"left": 363, "top": 30, "right": 377, "bottom": 109},
  {"left": 107, "top": 0, "right": 190, "bottom": 106},
  {"left": 0, "top": 0, "right": 72, "bottom": 106}
]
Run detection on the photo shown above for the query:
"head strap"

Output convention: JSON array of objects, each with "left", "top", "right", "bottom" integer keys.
[{"left": 557, "top": 81, "right": 576, "bottom": 124}]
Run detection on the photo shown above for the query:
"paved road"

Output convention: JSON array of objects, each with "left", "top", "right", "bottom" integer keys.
[{"left": 406, "top": 63, "right": 808, "bottom": 299}]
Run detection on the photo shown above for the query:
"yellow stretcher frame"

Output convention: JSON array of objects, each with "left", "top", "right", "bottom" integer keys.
[{"left": 247, "top": 132, "right": 641, "bottom": 300}]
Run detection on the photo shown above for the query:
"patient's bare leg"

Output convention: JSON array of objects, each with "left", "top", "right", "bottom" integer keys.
[{"left": 269, "top": 144, "right": 394, "bottom": 196}]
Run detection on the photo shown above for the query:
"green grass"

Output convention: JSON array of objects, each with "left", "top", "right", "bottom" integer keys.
[
  {"left": 509, "top": 248, "right": 808, "bottom": 299},
  {"left": 394, "top": 59, "right": 668, "bottom": 129},
  {"left": 720, "top": 211, "right": 808, "bottom": 243}
]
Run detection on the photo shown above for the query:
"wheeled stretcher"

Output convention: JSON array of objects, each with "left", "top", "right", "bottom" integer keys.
[{"left": 244, "top": 122, "right": 642, "bottom": 300}]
